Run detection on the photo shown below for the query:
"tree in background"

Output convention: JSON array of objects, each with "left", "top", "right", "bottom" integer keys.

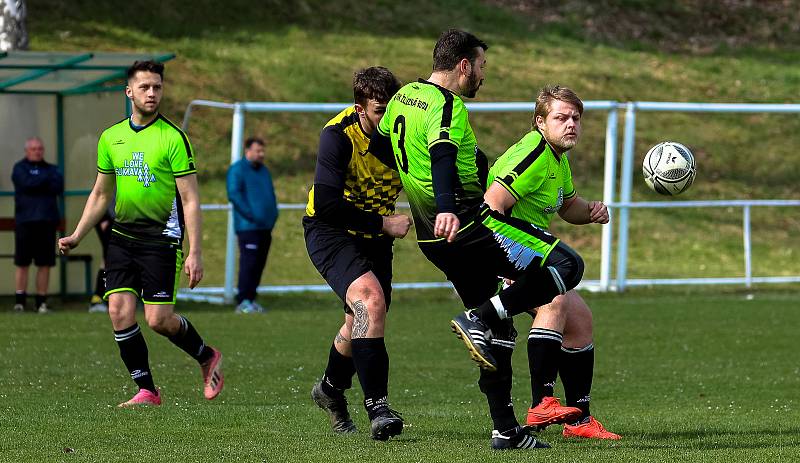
[{"left": 0, "top": 0, "right": 27, "bottom": 51}]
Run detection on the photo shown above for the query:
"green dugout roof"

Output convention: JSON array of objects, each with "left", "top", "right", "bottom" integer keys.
[{"left": 0, "top": 51, "right": 175, "bottom": 95}]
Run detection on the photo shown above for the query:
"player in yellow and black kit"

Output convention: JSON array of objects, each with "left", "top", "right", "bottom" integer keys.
[{"left": 304, "top": 67, "right": 411, "bottom": 441}]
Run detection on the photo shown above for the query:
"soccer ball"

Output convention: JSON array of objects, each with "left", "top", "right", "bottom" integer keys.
[{"left": 642, "top": 141, "right": 696, "bottom": 195}]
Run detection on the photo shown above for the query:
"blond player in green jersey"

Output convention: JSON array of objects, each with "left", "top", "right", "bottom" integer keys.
[
  {"left": 485, "top": 85, "right": 619, "bottom": 440},
  {"left": 59, "top": 61, "right": 223, "bottom": 407}
]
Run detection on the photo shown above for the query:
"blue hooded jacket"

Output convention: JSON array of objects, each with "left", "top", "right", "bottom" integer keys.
[
  {"left": 226, "top": 158, "right": 278, "bottom": 232},
  {"left": 12, "top": 158, "right": 64, "bottom": 224}
]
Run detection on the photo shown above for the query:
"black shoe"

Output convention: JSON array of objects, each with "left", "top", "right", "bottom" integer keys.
[
  {"left": 450, "top": 310, "right": 498, "bottom": 371},
  {"left": 491, "top": 426, "right": 551, "bottom": 450},
  {"left": 370, "top": 408, "right": 403, "bottom": 441},
  {"left": 311, "top": 382, "right": 357, "bottom": 433}
]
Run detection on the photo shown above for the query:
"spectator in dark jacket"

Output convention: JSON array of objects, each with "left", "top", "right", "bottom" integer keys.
[
  {"left": 226, "top": 136, "right": 278, "bottom": 313},
  {"left": 12, "top": 137, "right": 64, "bottom": 313}
]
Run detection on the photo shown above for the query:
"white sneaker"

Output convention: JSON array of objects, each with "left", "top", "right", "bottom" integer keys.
[
  {"left": 13, "top": 303, "right": 25, "bottom": 312},
  {"left": 235, "top": 300, "right": 255, "bottom": 314},
  {"left": 251, "top": 301, "right": 266, "bottom": 313},
  {"left": 88, "top": 302, "right": 108, "bottom": 313},
  {"left": 37, "top": 303, "right": 51, "bottom": 314}
]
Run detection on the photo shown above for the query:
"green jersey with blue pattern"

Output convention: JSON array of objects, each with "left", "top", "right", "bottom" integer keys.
[
  {"left": 488, "top": 129, "right": 576, "bottom": 229},
  {"left": 378, "top": 79, "right": 484, "bottom": 241},
  {"left": 97, "top": 114, "right": 197, "bottom": 243}
]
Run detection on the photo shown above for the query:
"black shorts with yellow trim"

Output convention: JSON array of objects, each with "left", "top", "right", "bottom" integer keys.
[
  {"left": 104, "top": 233, "right": 183, "bottom": 305},
  {"left": 302, "top": 216, "right": 393, "bottom": 312}
]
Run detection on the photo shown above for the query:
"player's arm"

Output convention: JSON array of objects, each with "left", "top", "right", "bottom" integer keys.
[
  {"left": 314, "top": 128, "right": 410, "bottom": 237},
  {"left": 59, "top": 173, "right": 115, "bottom": 253},
  {"left": 558, "top": 195, "right": 609, "bottom": 225},
  {"left": 176, "top": 174, "right": 204, "bottom": 288},
  {"left": 483, "top": 181, "right": 517, "bottom": 215},
  {"left": 367, "top": 130, "right": 397, "bottom": 171}
]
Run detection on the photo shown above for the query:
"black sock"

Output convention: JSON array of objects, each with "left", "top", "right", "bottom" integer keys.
[
  {"left": 114, "top": 324, "right": 156, "bottom": 392},
  {"left": 167, "top": 315, "right": 213, "bottom": 364},
  {"left": 35, "top": 294, "right": 47, "bottom": 308},
  {"left": 94, "top": 269, "right": 106, "bottom": 297},
  {"left": 498, "top": 269, "right": 563, "bottom": 317},
  {"left": 474, "top": 300, "right": 503, "bottom": 331},
  {"left": 351, "top": 337, "right": 390, "bottom": 420},
  {"left": 321, "top": 343, "right": 356, "bottom": 397},
  {"left": 560, "top": 344, "right": 594, "bottom": 420},
  {"left": 15, "top": 291, "right": 26, "bottom": 307},
  {"left": 527, "top": 327, "right": 563, "bottom": 406},
  {"left": 479, "top": 344, "right": 518, "bottom": 432}
]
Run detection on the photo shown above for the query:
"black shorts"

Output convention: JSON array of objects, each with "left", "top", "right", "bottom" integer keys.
[
  {"left": 418, "top": 204, "right": 565, "bottom": 308},
  {"left": 303, "top": 216, "right": 393, "bottom": 312},
  {"left": 14, "top": 221, "right": 57, "bottom": 267},
  {"left": 104, "top": 233, "right": 183, "bottom": 305}
]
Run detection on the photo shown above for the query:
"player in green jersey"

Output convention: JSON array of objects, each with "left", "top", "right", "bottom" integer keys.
[
  {"left": 59, "top": 60, "right": 223, "bottom": 407},
  {"left": 370, "top": 29, "right": 590, "bottom": 450},
  {"left": 485, "top": 85, "right": 619, "bottom": 440}
]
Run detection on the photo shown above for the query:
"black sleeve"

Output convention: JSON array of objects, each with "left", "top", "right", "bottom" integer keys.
[
  {"left": 312, "top": 127, "right": 383, "bottom": 233},
  {"left": 475, "top": 147, "right": 489, "bottom": 192},
  {"left": 429, "top": 142, "right": 458, "bottom": 213},
  {"left": 367, "top": 131, "right": 397, "bottom": 170}
]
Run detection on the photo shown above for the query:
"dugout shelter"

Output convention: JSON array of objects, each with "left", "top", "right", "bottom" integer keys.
[{"left": 0, "top": 51, "right": 174, "bottom": 296}]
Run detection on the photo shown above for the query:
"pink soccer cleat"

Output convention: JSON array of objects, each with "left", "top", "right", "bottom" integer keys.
[
  {"left": 118, "top": 388, "right": 161, "bottom": 408},
  {"left": 201, "top": 348, "right": 224, "bottom": 400}
]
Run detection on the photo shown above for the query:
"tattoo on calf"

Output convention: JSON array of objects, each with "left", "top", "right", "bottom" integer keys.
[
  {"left": 351, "top": 300, "right": 368, "bottom": 338},
  {"left": 334, "top": 332, "right": 349, "bottom": 344}
]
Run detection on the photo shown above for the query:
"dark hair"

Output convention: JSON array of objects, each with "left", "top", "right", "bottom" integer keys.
[
  {"left": 126, "top": 60, "right": 164, "bottom": 81},
  {"left": 533, "top": 85, "right": 584, "bottom": 127},
  {"left": 432, "top": 29, "right": 488, "bottom": 72},
  {"left": 353, "top": 66, "right": 402, "bottom": 106},
  {"left": 244, "top": 137, "right": 265, "bottom": 149}
]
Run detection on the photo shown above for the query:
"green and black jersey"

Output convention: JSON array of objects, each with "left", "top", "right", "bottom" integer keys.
[
  {"left": 378, "top": 79, "right": 484, "bottom": 241},
  {"left": 488, "top": 129, "right": 576, "bottom": 229},
  {"left": 97, "top": 114, "right": 197, "bottom": 244}
]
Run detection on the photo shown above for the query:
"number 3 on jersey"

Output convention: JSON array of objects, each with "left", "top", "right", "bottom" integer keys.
[{"left": 392, "top": 115, "right": 409, "bottom": 173}]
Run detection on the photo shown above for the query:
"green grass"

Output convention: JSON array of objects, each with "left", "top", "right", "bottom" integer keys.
[{"left": 2, "top": 287, "right": 799, "bottom": 462}]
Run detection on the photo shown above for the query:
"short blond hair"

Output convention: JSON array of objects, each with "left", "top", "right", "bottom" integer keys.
[{"left": 533, "top": 85, "right": 583, "bottom": 128}]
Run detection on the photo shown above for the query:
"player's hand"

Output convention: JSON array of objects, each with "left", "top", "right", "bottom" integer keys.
[
  {"left": 58, "top": 234, "right": 80, "bottom": 255},
  {"left": 588, "top": 201, "right": 609, "bottom": 224},
  {"left": 184, "top": 252, "right": 204, "bottom": 289},
  {"left": 434, "top": 212, "right": 460, "bottom": 243},
  {"left": 382, "top": 214, "right": 412, "bottom": 238}
]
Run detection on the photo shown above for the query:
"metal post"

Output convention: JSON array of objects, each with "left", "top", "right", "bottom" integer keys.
[
  {"left": 600, "top": 106, "right": 618, "bottom": 291},
  {"left": 223, "top": 103, "right": 245, "bottom": 303},
  {"left": 616, "top": 103, "right": 636, "bottom": 292},
  {"left": 743, "top": 205, "right": 752, "bottom": 288}
]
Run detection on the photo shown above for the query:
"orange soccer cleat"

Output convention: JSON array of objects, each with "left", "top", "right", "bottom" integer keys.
[
  {"left": 525, "top": 396, "right": 582, "bottom": 428},
  {"left": 201, "top": 348, "right": 224, "bottom": 400},
  {"left": 563, "top": 416, "right": 621, "bottom": 440}
]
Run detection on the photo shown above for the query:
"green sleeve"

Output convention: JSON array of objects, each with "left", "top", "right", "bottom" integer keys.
[
  {"left": 170, "top": 130, "right": 197, "bottom": 177},
  {"left": 96, "top": 132, "right": 115, "bottom": 174},
  {"left": 494, "top": 151, "right": 547, "bottom": 201},
  {"left": 563, "top": 155, "right": 576, "bottom": 199},
  {"left": 427, "top": 97, "right": 465, "bottom": 149}
]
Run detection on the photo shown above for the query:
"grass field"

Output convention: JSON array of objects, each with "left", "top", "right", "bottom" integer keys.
[{"left": 2, "top": 287, "right": 799, "bottom": 462}]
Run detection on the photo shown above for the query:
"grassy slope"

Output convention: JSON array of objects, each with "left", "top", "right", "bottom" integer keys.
[
  {"left": 24, "top": 0, "right": 800, "bottom": 286},
  {"left": 2, "top": 288, "right": 799, "bottom": 462}
]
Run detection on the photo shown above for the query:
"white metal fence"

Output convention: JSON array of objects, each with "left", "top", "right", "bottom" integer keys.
[{"left": 180, "top": 100, "right": 799, "bottom": 303}]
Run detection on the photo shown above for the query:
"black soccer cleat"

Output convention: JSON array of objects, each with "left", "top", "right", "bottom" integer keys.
[
  {"left": 450, "top": 310, "right": 498, "bottom": 371},
  {"left": 311, "top": 382, "right": 357, "bottom": 434},
  {"left": 370, "top": 408, "right": 404, "bottom": 441},
  {"left": 491, "top": 426, "right": 551, "bottom": 450}
]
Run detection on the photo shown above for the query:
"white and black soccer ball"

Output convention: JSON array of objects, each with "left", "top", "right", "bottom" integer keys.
[{"left": 642, "top": 141, "right": 696, "bottom": 196}]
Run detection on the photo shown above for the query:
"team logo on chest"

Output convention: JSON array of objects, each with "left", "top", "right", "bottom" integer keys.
[
  {"left": 116, "top": 151, "right": 156, "bottom": 187},
  {"left": 543, "top": 187, "right": 564, "bottom": 214}
]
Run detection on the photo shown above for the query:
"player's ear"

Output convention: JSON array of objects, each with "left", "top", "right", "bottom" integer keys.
[
  {"left": 354, "top": 103, "right": 365, "bottom": 116},
  {"left": 125, "top": 85, "right": 133, "bottom": 99},
  {"left": 534, "top": 115, "right": 545, "bottom": 131},
  {"left": 459, "top": 58, "right": 470, "bottom": 76}
]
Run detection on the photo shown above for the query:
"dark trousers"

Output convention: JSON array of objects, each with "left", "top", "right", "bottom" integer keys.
[{"left": 236, "top": 229, "right": 272, "bottom": 303}]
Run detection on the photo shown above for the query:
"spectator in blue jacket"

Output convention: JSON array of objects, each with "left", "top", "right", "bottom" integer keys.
[
  {"left": 12, "top": 137, "right": 64, "bottom": 313},
  {"left": 226, "top": 136, "right": 278, "bottom": 313}
]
